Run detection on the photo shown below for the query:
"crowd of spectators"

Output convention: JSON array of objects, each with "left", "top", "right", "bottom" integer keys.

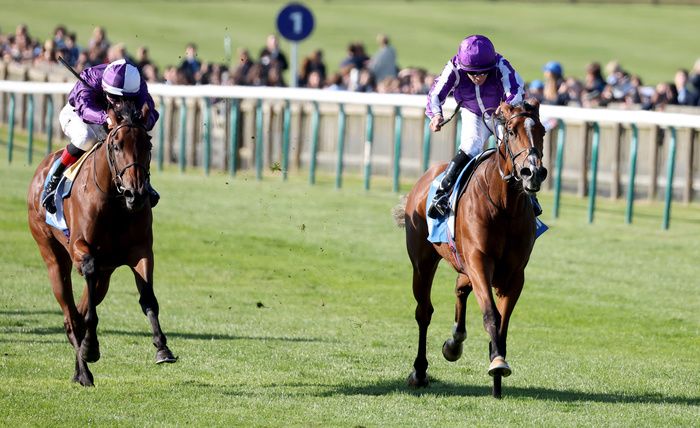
[{"left": 2, "top": 23, "right": 700, "bottom": 112}]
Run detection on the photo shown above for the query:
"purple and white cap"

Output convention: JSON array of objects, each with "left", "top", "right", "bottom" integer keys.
[
  {"left": 456, "top": 35, "right": 497, "bottom": 73},
  {"left": 101, "top": 59, "right": 141, "bottom": 96}
]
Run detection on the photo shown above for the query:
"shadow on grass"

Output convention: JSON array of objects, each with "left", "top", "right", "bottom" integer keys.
[
  {"left": 0, "top": 324, "right": 332, "bottom": 343},
  {"left": 317, "top": 377, "right": 700, "bottom": 406},
  {"left": 0, "top": 309, "right": 62, "bottom": 316}
]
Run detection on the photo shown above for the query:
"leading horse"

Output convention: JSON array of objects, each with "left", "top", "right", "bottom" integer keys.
[
  {"left": 27, "top": 102, "right": 176, "bottom": 386},
  {"left": 394, "top": 100, "right": 547, "bottom": 398}
]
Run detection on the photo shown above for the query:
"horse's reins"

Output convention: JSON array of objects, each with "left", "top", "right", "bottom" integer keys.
[
  {"left": 494, "top": 111, "right": 541, "bottom": 182},
  {"left": 93, "top": 122, "right": 151, "bottom": 196}
]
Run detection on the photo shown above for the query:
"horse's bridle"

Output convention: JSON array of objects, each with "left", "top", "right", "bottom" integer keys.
[
  {"left": 95, "top": 122, "right": 151, "bottom": 196},
  {"left": 488, "top": 111, "right": 542, "bottom": 182}
]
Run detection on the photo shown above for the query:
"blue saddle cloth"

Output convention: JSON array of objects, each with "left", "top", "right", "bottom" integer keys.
[
  {"left": 45, "top": 175, "right": 74, "bottom": 238},
  {"left": 426, "top": 151, "right": 547, "bottom": 244}
]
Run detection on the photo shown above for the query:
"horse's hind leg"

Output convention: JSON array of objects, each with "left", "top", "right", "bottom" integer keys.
[
  {"left": 406, "top": 223, "right": 440, "bottom": 387},
  {"left": 131, "top": 256, "right": 176, "bottom": 364},
  {"left": 442, "top": 274, "right": 471, "bottom": 362},
  {"left": 35, "top": 236, "right": 94, "bottom": 386}
]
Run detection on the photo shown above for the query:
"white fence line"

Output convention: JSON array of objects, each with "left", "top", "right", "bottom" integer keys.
[{"left": 1, "top": 80, "right": 698, "bottom": 128}]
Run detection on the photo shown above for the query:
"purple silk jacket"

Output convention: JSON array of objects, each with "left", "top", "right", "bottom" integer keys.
[
  {"left": 426, "top": 54, "right": 524, "bottom": 119},
  {"left": 68, "top": 64, "right": 159, "bottom": 131}
]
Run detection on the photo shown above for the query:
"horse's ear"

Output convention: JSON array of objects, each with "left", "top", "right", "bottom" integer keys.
[
  {"left": 140, "top": 103, "right": 150, "bottom": 124},
  {"left": 498, "top": 102, "right": 513, "bottom": 121},
  {"left": 107, "top": 108, "right": 119, "bottom": 129},
  {"left": 524, "top": 98, "right": 541, "bottom": 117}
]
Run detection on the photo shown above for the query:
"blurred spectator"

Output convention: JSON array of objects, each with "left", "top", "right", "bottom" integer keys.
[
  {"left": 62, "top": 32, "right": 80, "bottom": 66},
  {"left": 266, "top": 63, "right": 286, "bottom": 87},
  {"left": 87, "top": 26, "right": 110, "bottom": 64},
  {"left": 231, "top": 48, "right": 254, "bottom": 85},
  {"left": 339, "top": 42, "right": 369, "bottom": 72},
  {"left": 306, "top": 70, "right": 323, "bottom": 89},
  {"left": 136, "top": 46, "right": 152, "bottom": 71},
  {"left": 526, "top": 80, "right": 545, "bottom": 103},
  {"left": 355, "top": 68, "right": 375, "bottom": 92},
  {"left": 646, "top": 82, "right": 677, "bottom": 111},
  {"left": 690, "top": 58, "right": 700, "bottom": 97},
  {"left": 52, "top": 25, "right": 67, "bottom": 51},
  {"left": 141, "top": 63, "right": 160, "bottom": 82},
  {"left": 259, "top": 34, "right": 288, "bottom": 74},
  {"left": 583, "top": 62, "right": 605, "bottom": 103},
  {"left": 324, "top": 72, "right": 346, "bottom": 91},
  {"left": 298, "top": 49, "right": 326, "bottom": 87},
  {"left": 367, "top": 33, "right": 398, "bottom": 83},
  {"left": 542, "top": 61, "right": 566, "bottom": 105},
  {"left": 107, "top": 42, "right": 131, "bottom": 63},
  {"left": 604, "top": 61, "right": 634, "bottom": 101},
  {"left": 674, "top": 69, "right": 698, "bottom": 106},
  {"left": 34, "top": 38, "right": 58, "bottom": 68},
  {"left": 179, "top": 42, "right": 201, "bottom": 85}
]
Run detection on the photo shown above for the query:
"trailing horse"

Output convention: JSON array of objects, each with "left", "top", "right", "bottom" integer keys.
[
  {"left": 27, "top": 102, "right": 176, "bottom": 386},
  {"left": 394, "top": 100, "right": 547, "bottom": 398}
]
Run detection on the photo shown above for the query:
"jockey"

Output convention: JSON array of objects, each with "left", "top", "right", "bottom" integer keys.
[
  {"left": 41, "top": 59, "right": 160, "bottom": 214},
  {"left": 426, "top": 35, "right": 538, "bottom": 219}
]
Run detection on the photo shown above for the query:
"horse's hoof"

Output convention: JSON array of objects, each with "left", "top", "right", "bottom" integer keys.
[
  {"left": 72, "top": 371, "right": 94, "bottom": 387},
  {"left": 407, "top": 371, "right": 429, "bottom": 388},
  {"left": 442, "top": 339, "right": 463, "bottom": 362},
  {"left": 488, "top": 356, "right": 511, "bottom": 377},
  {"left": 155, "top": 348, "right": 178, "bottom": 364},
  {"left": 80, "top": 341, "right": 100, "bottom": 363}
]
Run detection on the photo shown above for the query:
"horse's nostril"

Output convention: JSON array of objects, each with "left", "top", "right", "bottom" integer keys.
[
  {"left": 538, "top": 167, "right": 548, "bottom": 181},
  {"left": 520, "top": 167, "right": 532, "bottom": 178},
  {"left": 124, "top": 189, "right": 134, "bottom": 199}
]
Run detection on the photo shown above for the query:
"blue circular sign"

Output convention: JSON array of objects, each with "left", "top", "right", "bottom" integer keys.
[{"left": 276, "top": 3, "right": 315, "bottom": 42}]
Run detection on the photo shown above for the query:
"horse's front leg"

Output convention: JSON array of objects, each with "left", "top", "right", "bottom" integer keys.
[
  {"left": 73, "top": 239, "right": 101, "bottom": 364},
  {"left": 130, "top": 255, "right": 177, "bottom": 364},
  {"left": 466, "top": 252, "right": 508, "bottom": 374},
  {"left": 442, "top": 274, "right": 471, "bottom": 362}
]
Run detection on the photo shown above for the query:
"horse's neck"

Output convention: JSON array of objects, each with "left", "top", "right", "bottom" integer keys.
[
  {"left": 480, "top": 156, "right": 525, "bottom": 215},
  {"left": 82, "top": 142, "right": 113, "bottom": 202}
]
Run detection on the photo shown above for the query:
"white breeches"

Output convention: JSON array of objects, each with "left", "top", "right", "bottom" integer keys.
[
  {"left": 458, "top": 109, "right": 503, "bottom": 157},
  {"left": 59, "top": 103, "right": 107, "bottom": 150}
]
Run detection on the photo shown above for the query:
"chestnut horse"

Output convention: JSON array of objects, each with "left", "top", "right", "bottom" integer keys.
[
  {"left": 394, "top": 100, "right": 547, "bottom": 398},
  {"left": 27, "top": 102, "right": 176, "bottom": 386}
]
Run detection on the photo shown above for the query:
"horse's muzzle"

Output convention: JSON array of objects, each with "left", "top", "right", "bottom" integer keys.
[
  {"left": 520, "top": 166, "right": 548, "bottom": 194},
  {"left": 123, "top": 188, "right": 147, "bottom": 212}
]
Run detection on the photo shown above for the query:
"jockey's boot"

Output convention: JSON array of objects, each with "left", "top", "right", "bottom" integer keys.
[
  {"left": 531, "top": 195, "right": 543, "bottom": 217},
  {"left": 40, "top": 158, "right": 67, "bottom": 214},
  {"left": 147, "top": 182, "right": 160, "bottom": 208},
  {"left": 427, "top": 150, "right": 472, "bottom": 219}
]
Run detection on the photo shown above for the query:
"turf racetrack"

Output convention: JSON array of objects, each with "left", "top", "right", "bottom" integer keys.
[{"left": 1, "top": 157, "right": 699, "bottom": 425}]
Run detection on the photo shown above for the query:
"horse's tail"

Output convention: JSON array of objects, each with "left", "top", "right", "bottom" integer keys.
[{"left": 392, "top": 194, "right": 408, "bottom": 228}]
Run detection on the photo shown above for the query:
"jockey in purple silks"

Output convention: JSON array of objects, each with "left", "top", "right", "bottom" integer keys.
[
  {"left": 41, "top": 59, "right": 160, "bottom": 214},
  {"left": 426, "top": 35, "right": 541, "bottom": 219}
]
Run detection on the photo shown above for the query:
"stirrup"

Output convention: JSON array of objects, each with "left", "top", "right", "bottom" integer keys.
[
  {"left": 41, "top": 190, "right": 58, "bottom": 214},
  {"left": 427, "top": 194, "right": 449, "bottom": 219}
]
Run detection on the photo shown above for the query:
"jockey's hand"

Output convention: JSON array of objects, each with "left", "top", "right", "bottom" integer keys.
[
  {"left": 103, "top": 116, "right": 114, "bottom": 132},
  {"left": 430, "top": 114, "right": 443, "bottom": 132}
]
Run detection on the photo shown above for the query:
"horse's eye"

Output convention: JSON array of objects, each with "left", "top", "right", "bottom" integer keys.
[{"left": 508, "top": 129, "right": 515, "bottom": 137}]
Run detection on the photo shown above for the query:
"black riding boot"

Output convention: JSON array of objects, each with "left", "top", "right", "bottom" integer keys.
[
  {"left": 40, "top": 159, "right": 67, "bottom": 214},
  {"left": 147, "top": 182, "right": 160, "bottom": 208},
  {"left": 531, "top": 195, "right": 543, "bottom": 217},
  {"left": 427, "top": 150, "right": 472, "bottom": 219}
]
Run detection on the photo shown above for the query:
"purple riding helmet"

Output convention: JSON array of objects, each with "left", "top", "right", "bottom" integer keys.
[
  {"left": 101, "top": 59, "right": 141, "bottom": 96},
  {"left": 456, "top": 35, "right": 497, "bottom": 72}
]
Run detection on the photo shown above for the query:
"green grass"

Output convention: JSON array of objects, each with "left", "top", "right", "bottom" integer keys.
[
  {"left": 1, "top": 1, "right": 698, "bottom": 84},
  {"left": 1, "top": 132, "right": 699, "bottom": 426}
]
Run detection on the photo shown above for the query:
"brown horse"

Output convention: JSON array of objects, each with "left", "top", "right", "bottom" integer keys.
[
  {"left": 27, "top": 102, "right": 176, "bottom": 386},
  {"left": 394, "top": 100, "right": 547, "bottom": 398}
]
